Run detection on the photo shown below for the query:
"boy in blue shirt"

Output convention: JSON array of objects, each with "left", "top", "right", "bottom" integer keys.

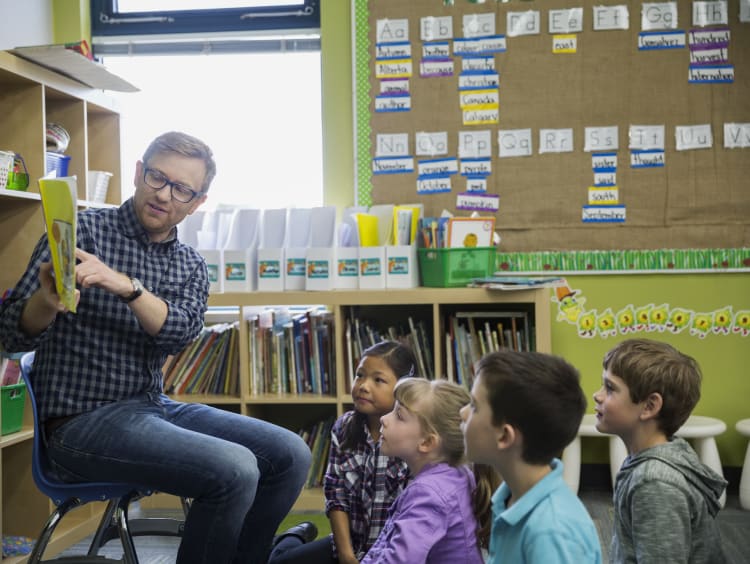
[{"left": 461, "top": 350, "right": 602, "bottom": 563}]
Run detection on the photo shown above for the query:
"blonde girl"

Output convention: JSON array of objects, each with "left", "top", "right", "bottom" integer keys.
[{"left": 361, "top": 378, "right": 500, "bottom": 564}]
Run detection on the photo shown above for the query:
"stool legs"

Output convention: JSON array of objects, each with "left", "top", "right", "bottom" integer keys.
[
  {"left": 562, "top": 437, "right": 582, "bottom": 493},
  {"left": 741, "top": 441, "right": 750, "bottom": 511}
]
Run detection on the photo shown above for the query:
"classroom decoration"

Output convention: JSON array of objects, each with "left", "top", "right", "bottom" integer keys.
[
  {"left": 495, "top": 247, "right": 750, "bottom": 273},
  {"left": 354, "top": 0, "right": 750, "bottom": 261},
  {"left": 551, "top": 279, "right": 750, "bottom": 340}
]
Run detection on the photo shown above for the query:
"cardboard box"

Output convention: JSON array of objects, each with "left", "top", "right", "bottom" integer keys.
[
  {"left": 359, "top": 246, "right": 387, "bottom": 289},
  {"left": 199, "top": 249, "right": 224, "bottom": 294},
  {"left": 223, "top": 208, "right": 261, "bottom": 292},
  {"left": 257, "top": 208, "right": 287, "bottom": 292},
  {"left": 335, "top": 246, "right": 359, "bottom": 289},
  {"left": 285, "top": 208, "right": 312, "bottom": 291},
  {"left": 386, "top": 244, "right": 419, "bottom": 288},
  {"left": 305, "top": 247, "right": 335, "bottom": 291}
]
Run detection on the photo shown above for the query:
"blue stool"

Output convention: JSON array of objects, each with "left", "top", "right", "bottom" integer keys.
[{"left": 19, "top": 352, "right": 188, "bottom": 564}]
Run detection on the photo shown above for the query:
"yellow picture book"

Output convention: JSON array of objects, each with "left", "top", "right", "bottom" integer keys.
[{"left": 38, "top": 176, "right": 77, "bottom": 313}]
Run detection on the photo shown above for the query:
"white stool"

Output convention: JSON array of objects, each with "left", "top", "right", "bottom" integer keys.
[
  {"left": 735, "top": 418, "right": 750, "bottom": 510},
  {"left": 562, "top": 414, "right": 627, "bottom": 493},
  {"left": 675, "top": 415, "right": 727, "bottom": 508}
]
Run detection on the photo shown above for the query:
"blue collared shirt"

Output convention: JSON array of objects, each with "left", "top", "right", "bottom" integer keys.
[
  {"left": 489, "top": 458, "right": 603, "bottom": 564},
  {"left": 0, "top": 198, "right": 208, "bottom": 422}
]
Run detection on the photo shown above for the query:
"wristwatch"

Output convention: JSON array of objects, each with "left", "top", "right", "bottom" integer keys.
[{"left": 121, "top": 277, "right": 144, "bottom": 303}]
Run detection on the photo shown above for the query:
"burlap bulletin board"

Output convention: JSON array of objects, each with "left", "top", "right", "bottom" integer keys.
[{"left": 354, "top": 0, "right": 750, "bottom": 253}]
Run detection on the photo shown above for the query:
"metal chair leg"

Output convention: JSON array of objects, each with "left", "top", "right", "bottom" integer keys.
[
  {"left": 180, "top": 496, "right": 192, "bottom": 517},
  {"left": 27, "top": 498, "right": 85, "bottom": 564},
  {"left": 87, "top": 499, "right": 120, "bottom": 556},
  {"left": 115, "top": 495, "right": 139, "bottom": 564}
]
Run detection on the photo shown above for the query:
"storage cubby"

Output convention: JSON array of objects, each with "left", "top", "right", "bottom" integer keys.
[
  {"left": 0, "top": 50, "right": 122, "bottom": 561},
  {"left": 196, "top": 287, "right": 552, "bottom": 510}
]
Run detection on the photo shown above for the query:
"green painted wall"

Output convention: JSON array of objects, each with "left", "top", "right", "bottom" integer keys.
[
  {"left": 52, "top": 0, "right": 90, "bottom": 45},
  {"left": 551, "top": 273, "right": 750, "bottom": 467},
  {"left": 320, "top": 2, "right": 355, "bottom": 215}
]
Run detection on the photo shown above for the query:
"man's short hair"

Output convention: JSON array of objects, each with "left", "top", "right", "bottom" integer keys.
[
  {"left": 603, "top": 339, "right": 701, "bottom": 436},
  {"left": 142, "top": 131, "right": 216, "bottom": 193},
  {"left": 476, "top": 350, "right": 586, "bottom": 465}
]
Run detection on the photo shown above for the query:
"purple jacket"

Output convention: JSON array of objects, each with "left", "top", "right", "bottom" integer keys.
[{"left": 361, "top": 462, "right": 484, "bottom": 564}]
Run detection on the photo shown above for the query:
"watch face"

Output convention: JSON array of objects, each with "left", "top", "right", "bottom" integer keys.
[{"left": 123, "top": 277, "right": 144, "bottom": 302}]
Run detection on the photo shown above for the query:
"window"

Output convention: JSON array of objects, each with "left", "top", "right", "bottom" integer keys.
[
  {"left": 91, "top": 0, "right": 319, "bottom": 40},
  {"left": 94, "top": 0, "right": 323, "bottom": 210},
  {"left": 106, "top": 52, "right": 323, "bottom": 210}
]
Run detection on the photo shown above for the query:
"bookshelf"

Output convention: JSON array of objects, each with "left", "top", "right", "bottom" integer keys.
[
  {"left": 184, "top": 287, "right": 553, "bottom": 510},
  {"left": 0, "top": 51, "right": 122, "bottom": 559}
]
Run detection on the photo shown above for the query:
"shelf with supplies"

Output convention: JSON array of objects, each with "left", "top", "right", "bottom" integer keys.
[
  {"left": 180, "top": 287, "right": 553, "bottom": 510},
  {"left": 0, "top": 49, "right": 123, "bottom": 559}
]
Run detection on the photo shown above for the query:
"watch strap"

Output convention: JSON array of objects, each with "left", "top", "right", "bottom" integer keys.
[{"left": 120, "top": 277, "right": 143, "bottom": 303}]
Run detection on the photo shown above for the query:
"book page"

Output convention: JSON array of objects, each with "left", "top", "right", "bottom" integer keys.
[{"left": 38, "top": 176, "right": 77, "bottom": 313}]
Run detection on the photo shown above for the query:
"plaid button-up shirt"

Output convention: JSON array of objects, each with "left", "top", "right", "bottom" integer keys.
[
  {"left": 0, "top": 198, "right": 208, "bottom": 422},
  {"left": 324, "top": 410, "right": 410, "bottom": 559}
]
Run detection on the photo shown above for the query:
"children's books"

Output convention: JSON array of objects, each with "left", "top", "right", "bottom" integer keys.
[
  {"left": 446, "top": 217, "right": 495, "bottom": 248},
  {"left": 38, "top": 176, "right": 78, "bottom": 313}
]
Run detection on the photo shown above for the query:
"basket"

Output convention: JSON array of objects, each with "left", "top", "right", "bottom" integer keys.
[
  {"left": 1, "top": 382, "right": 26, "bottom": 436},
  {"left": 418, "top": 247, "right": 497, "bottom": 287},
  {"left": 87, "top": 170, "right": 113, "bottom": 203},
  {"left": 0, "top": 151, "right": 13, "bottom": 190},
  {"left": 46, "top": 151, "right": 71, "bottom": 177},
  {"left": 1, "top": 151, "right": 29, "bottom": 191}
]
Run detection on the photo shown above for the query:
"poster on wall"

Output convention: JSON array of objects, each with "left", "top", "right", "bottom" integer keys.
[{"left": 551, "top": 280, "right": 750, "bottom": 339}]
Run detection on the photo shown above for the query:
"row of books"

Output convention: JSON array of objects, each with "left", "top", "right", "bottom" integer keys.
[
  {"left": 163, "top": 322, "right": 240, "bottom": 395},
  {"left": 247, "top": 307, "right": 336, "bottom": 396},
  {"left": 298, "top": 417, "right": 335, "bottom": 488},
  {"left": 446, "top": 312, "right": 534, "bottom": 389},
  {"left": 162, "top": 309, "right": 536, "bottom": 397},
  {"left": 344, "top": 313, "right": 434, "bottom": 391}
]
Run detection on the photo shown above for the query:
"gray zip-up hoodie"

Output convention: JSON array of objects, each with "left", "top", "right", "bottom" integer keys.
[{"left": 611, "top": 437, "right": 727, "bottom": 564}]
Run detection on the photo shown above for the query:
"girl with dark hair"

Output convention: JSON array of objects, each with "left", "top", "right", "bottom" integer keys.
[{"left": 268, "top": 340, "right": 418, "bottom": 564}]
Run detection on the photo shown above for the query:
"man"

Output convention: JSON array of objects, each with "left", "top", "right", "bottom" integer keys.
[{"left": 0, "top": 131, "right": 311, "bottom": 564}]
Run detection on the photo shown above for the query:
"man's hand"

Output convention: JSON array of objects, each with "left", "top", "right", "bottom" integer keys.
[
  {"left": 75, "top": 248, "right": 132, "bottom": 298},
  {"left": 38, "top": 261, "right": 80, "bottom": 313}
]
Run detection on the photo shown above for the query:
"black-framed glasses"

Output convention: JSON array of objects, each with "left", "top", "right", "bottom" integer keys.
[{"left": 143, "top": 167, "right": 204, "bottom": 203}]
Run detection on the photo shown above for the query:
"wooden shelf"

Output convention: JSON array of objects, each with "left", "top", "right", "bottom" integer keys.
[
  {"left": 0, "top": 50, "right": 122, "bottom": 558},
  {"left": 0, "top": 427, "right": 33, "bottom": 449},
  {"left": 209, "top": 287, "right": 549, "bottom": 307}
]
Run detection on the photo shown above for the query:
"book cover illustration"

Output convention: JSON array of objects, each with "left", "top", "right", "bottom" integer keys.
[
  {"left": 38, "top": 176, "right": 77, "bottom": 313},
  {"left": 447, "top": 217, "right": 495, "bottom": 248}
]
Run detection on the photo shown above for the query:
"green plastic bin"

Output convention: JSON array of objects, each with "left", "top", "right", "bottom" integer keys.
[
  {"left": 1, "top": 382, "right": 26, "bottom": 435},
  {"left": 418, "top": 247, "right": 496, "bottom": 287}
]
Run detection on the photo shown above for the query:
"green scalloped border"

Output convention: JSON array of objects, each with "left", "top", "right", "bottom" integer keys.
[
  {"left": 495, "top": 248, "right": 750, "bottom": 273},
  {"left": 354, "top": 0, "right": 373, "bottom": 207}
]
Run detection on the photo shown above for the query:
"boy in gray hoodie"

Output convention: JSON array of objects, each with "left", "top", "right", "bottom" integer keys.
[{"left": 593, "top": 339, "right": 727, "bottom": 564}]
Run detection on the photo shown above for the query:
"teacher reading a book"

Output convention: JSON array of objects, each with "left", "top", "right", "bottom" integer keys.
[{"left": 0, "top": 131, "right": 311, "bottom": 564}]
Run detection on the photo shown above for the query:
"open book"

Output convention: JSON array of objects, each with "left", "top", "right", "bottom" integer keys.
[{"left": 38, "top": 176, "right": 77, "bottom": 313}]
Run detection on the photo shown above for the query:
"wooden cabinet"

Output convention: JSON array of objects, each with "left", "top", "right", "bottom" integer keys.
[
  {"left": 0, "top": 51, "right": 121, "bottom": 562},
  {"left": 199, "top": 287, "right": 552, "bottom": 510}
]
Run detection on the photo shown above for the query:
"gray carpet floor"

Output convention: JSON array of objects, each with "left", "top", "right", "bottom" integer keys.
[{"left": 57, "top": 491, "right": 750, "bottom": 563}]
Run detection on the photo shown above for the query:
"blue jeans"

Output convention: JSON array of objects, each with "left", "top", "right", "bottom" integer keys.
[{"left": 46, "top": 392, "right": 311, "bottom": 564}]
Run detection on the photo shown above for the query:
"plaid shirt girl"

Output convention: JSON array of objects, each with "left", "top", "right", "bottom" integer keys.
[{"left": 324, "top": 410, "right": 410, "bottom": 560}]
